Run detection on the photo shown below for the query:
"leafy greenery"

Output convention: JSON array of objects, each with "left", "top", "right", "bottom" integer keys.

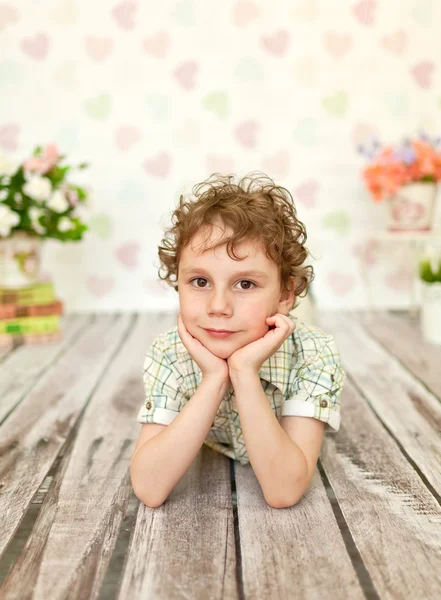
[
  {"left": 0, "top": 144, "right": 90, "bottom": 242},
  {"left": 419, "top": 259, "right": 441, "bottom": 283}
]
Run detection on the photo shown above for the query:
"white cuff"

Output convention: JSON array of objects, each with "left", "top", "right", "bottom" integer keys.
[{"left": 282, "top": 398, "right": 341, "bottom": 432}]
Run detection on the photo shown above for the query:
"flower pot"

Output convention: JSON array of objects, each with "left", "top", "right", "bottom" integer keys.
[
  {"left": 420, "top": 281, "right": 441, "bottom": 345},
  {"left": 387, "top": 182, "right": 437, "bottom": 231},
  {"left": 0, "top": 232, "right": 43, "bottom": 289}
]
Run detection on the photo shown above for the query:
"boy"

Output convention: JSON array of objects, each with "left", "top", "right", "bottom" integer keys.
[{"left": 130, "top": 172, "right": 346, "bottom": 509}]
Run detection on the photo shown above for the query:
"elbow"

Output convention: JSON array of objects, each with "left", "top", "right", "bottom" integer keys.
[
  {"left": 265, "top": 494, "right": 303, "bottom": 509},
  {"left": 132, "top": 484, "right": 166, "bottom": 508},
  {"left": 264, "top": 476, "right": 309, "bottom": 509},
  {"left": 130, "top": 470, "right": 167, "bottom": 509}
]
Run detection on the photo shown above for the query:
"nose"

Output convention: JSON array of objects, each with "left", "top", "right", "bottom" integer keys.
[{"left": 207, "top": 288, "right": 233, "bottom": 317}]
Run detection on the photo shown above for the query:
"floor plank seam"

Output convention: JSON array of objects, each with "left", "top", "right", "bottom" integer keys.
[
  {"left": 0, "top": 313, "right": 138, "bottom": 587},
  {"left": 351, "top": 311, "right": 441, "bottom": 405},
  {"left": 317, "top": 460, "right": 381, "bottom": 600},
  {"left": 343, "top": 372, "right": 441, "bottom": 507},
  {"left": 230, "top": 460, "right": 245, "bottom": 600}
]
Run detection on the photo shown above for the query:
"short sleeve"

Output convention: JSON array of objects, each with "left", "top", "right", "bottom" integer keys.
[
  {"left": 282, "top": 333, "right": 346, "bottom": 433},
  {"left": 136, "top": 335, "right": 187, "bottom": 425}
]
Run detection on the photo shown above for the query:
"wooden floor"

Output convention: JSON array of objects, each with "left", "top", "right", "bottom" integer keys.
[{"left": 0, "top": 310, "right": 440, "bottom": 599}]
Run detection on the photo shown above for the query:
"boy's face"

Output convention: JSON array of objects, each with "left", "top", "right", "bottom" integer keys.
[{"left": 177, "top": 220, "right": 295, "bottom": 359}]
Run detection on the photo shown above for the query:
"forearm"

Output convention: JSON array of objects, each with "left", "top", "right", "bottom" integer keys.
[
  {"left": 130, "top": 377, "right": 229, "bottom": 507},
  {"left": 230, "top": 371, "right": 308, "bottom": 507}
]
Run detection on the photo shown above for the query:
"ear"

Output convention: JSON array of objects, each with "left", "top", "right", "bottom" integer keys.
[{"left": 277, "top": 278, "right": 296, "bottom": 314}]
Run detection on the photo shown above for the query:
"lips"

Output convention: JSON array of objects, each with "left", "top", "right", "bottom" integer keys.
[
  {"left": 204, "top": 328, "right": 237, "bottom": 338},
  {"left": 205, "top": 329, "right": 235, "bottom": 333}
]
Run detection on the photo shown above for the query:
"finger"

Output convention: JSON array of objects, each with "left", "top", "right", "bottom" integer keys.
[{"left": 266, "top": 314, "right": 290, "bottom": 330}]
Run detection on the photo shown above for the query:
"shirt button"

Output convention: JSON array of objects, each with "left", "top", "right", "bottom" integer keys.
[
  {"left": 145, "top": 400, "right": 155, "bottom": 411},
  {"left": 320, "top": 399, "right": 328, "bottom": 408}
]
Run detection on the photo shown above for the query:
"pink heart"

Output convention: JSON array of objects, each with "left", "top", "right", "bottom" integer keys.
[
  {"left": 143, "top": 31, "right": 170, "bottom": 57},
  {"left": 39, "top": 271, "right": 52, "bottom": 282},
  {"left": 234, "top": 120, "right": 259, "bottom": 148},
  {"left": 112, "top": 1, "right": 137, "bottom": 30},
  {"left": 327, "top": 272, "right": 356, "bottom": 296},
  {"left": 0, "top": 123, "right": 19, "bottom": 151},
  {"left": 384, "top": 266, "right": 413, "bottom": 291},
  {"left": 353, "top": 0, "right": 376, "bottom": 26},
  {"left": 115, "top": 241, "right": 140, "bottom": 269},
  {"left": 294, "top": 180, "right": 319, "bottom": 209},
  {"left": 115, "top": 125, "right": 141, "bottom": 151},
  {"left": 381, "top": 30, "right": 408, "bottom": 55},
  {"left": 85, "top": 37, "right": 113, "bottom": 61},
  {"left": 144, "top": 152, "right": 171, "bottom": 178},
  {"left": 262, "top": 30, "right": 289, "bottom": 55},
  {"left": 173, "top": 61, "right": 198, "bottom": 90},
  {"left": 263, "top": 150, "right": 290, "bottom": 178},
  {"left": 352, "top": 121, "right": 378, "bottom": 146},
  {"left": 323, "top": 32, "right": 353, "bottom": 58},
  {"left": 144, "top": 278, "right": 168, "bottom": 296},
  {"left": 233, "top": 1, "right": 259, "bottom": 26},
  {"left": 0, "top": 4, "right": 18, "bottom": 31},
  {"left": 352, "top": 240, "right": 379, "bottom": 268},
  {"left": 411, "top": 61, "right": 434, "bottom": 89},
  {"left": 206, "top": 155, "right": 235, "bottom": 174},
  {"left": 21, "top": 33, "right": 49, "bottom": 60},
  {"left": 87, "top": 276, "right": 115, "bottom": 297}
]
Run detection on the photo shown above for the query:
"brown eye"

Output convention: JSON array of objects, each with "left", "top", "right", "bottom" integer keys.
[
  {"left": 191, "top": 278, "right": 207, "bottom": 288},
  {"left": 239, "top": 280, "right": 255, "bottom": 290}
]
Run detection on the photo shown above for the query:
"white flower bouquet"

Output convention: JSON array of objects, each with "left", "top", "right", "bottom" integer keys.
[{"left": 0, "top": 144, "right": 90, "bottom": 241}]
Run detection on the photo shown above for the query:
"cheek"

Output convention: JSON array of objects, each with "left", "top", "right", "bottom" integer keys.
[{"left": 242, "top": 303, "right": 269, "bottom": 333}]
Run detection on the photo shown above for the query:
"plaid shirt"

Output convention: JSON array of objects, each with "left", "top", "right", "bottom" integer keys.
[{"left": 136, "top": 311, "right": 346, "bottom": 465}]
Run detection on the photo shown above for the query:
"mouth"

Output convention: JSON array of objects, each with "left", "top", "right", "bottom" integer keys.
[{"left": 204, "top": 328, "right": 237, "bottom": 338}]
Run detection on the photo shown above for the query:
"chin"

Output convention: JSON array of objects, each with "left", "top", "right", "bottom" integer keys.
[{"left": 210, "top": 347, "right": 234, "bottom": 360}]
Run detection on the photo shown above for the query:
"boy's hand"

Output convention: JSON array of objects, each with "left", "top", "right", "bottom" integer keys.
[
  {"left": 227, "top": 313, "right": 296, "bottom": 376},
  {"left": 177, "top": 313, "right": 230, "bottom": 384}
]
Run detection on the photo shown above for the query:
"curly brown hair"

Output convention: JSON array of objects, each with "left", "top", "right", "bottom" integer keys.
[{"left": 157, "top": 171, "right": 315, "bottom": 310}]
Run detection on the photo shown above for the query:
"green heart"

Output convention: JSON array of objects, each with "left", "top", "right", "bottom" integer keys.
[
  {"left": 322, "top": 90, "right": 348, "bottom": 117},
  {"left": 292, "top": 118, "right": 317, "bottom": 145},
  {"left": 0, "top": 59, "right": 22, "bottom": 88},
  {"left": 85, "top": 94, "right": 111, "bottom": 120},
  {"left": 172, "top": 0, "right": 195, "bottom": 26},
  {"left": 203, "top": 92, "right": 229, "bottom": 119},
  {"left": 322, "top": 211, "right": 351, "bottom": 235},
  {"left": 412, "top": 0, "right": 432, "bottom": 26},
  {"left": 145, "top": 95, "right": 169, "bottom": 121},
  {"left": 56, "top": 121, "right": 79, "bottom": 151},
  {"left": 384, "top": 93, "right": 408, "bottom": 118},
  {"left": 118, "top": 180, "right": 144, "bottom": 203},
  {"left": 88, "top": 213, "right": 113, "bottom": 239},
  {"left": 234, "top": 57, "right": 264, "bottom": 81}
]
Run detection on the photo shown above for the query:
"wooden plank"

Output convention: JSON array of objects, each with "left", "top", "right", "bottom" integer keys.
[
  {"left": 354, "top": 310, "right": 441, "bottom": 401},
  {"left": 320, "top": 377, "right": 441, "bottom": 597},
  {"left": 317, "top": 310, "right": 441, "bottom": 497},
  {"left": 119, "top": 447, "right": 238, "bottom": 600},
  {"left": 234, "top": 463, "right": 365, "bottom": 599},
  {"left": 1, "top": 313, "right": 227, "bottom": 600},
  {"left": 0, "top": 315, "right": 91, "bottom": 423},
  {"left": 0, "top": 314, "right": 133, "bottom": 559}
]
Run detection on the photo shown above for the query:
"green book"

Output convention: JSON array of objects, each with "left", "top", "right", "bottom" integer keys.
[
  {"left": 0, "top": 282, "right": 55, "bottom": 306},
  {"left": 0, "top": 315, "right": 60, "bottom": 335}
]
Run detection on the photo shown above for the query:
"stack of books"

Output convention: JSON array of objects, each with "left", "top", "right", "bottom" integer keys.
[{"left": 0, "top": 281, "right": 64, "bottom": 348}]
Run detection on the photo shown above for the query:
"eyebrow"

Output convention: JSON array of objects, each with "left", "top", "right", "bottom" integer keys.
[{"left": 180, "top": 266, "right": 269, "bottom": 280}]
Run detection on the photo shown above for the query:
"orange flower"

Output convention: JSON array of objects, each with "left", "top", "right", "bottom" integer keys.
[{"left": 360, "top": 137, "right": 441, "bottom": 202}]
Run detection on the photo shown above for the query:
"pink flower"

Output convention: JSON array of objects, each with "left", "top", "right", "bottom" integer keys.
[
  {"left": 66, "top": 187, "right": 79, "bottom": 206},
  {"left": 23, "top": 143, "right": 60, "bottom": 175}
]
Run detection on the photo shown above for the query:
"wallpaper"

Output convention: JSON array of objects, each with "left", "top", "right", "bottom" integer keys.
[{"left": 1, "top": 0, "right": 440, "bottom": 311}]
